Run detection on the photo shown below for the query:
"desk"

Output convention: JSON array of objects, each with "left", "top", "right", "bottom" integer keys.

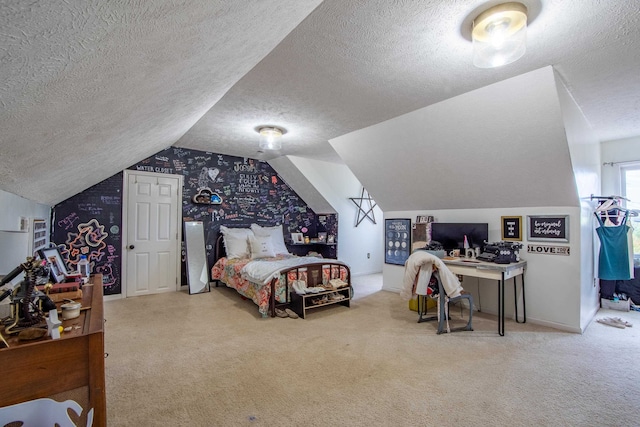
[
  {"left": 0, "top": 275, "right": 105, "bottom": 426},
  {"left": 443, "top": 258, "right": 526, "bottom": 336}
]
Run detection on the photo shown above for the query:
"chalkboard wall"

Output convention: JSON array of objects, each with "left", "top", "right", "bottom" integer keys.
[
  {"left": 52, "top": 173, "right": 123, "bottom": 294},
  {"left": 52, "top": 148, "right": 337, "bottom": 296}
]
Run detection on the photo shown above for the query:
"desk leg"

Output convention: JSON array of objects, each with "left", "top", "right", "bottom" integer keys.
[
  {"left": 515, "top": 274, "right": 526, "bottom": 323},
  {"left": 498, "top": 273, "right": 505, "bottom": 336}
]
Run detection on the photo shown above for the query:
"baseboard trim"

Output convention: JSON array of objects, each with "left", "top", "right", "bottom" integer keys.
[
  {"left": 352, "top": 270, "right": 383, "bottom": 277},
  {"left": 104, "top": 293, "right": 123, "bottom": 302}
]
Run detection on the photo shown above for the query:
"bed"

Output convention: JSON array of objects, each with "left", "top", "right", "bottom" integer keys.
[{"left": 210, "top": 224, "right": 350, "bottom": 318}]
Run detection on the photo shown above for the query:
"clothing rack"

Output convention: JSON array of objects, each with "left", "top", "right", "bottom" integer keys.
[
  {"left": 592, "top": 197, "right": 638, "bottom": 222},
  {"left": 603, "top": 160, "right": 640, "bottom": 167},
  {"left": 589, "top": 194, "right": 629, "bottom": 202}
]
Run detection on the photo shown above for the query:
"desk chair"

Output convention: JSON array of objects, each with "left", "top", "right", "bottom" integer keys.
[
  {"left": 417, "top": 272, "right": 473, "bottom": 334},
  {"left": 0, "top": 398, "right": 93, "bottom": 427}
]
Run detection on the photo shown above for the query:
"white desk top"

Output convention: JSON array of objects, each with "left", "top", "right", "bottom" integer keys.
[{"left": 442, "top": 257, "right": 527, "bottom": 273}]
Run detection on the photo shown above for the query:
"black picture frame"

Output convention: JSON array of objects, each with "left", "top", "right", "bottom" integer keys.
[
  {"left": 385, "top": 218, "right": 411, "bottom": 265},
  {"left": 501, "top": 216, "right": 522, "bottom": 241}
]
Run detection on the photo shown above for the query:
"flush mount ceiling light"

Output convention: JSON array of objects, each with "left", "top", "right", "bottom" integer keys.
[
  {"left": 472, "top": 2, "right": 528, "bottom": 68},
  {"left": 257, "top": 126, "right": 286, "bottom": 150}
]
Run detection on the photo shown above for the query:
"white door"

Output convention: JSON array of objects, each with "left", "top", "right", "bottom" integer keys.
[{"left": 123, "top": 171, "right": 183, "bottom": 297}]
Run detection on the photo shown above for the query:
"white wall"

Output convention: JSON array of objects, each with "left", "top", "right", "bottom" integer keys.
[
  {"left": 324, "top": 66, "right": 611, "bottom": 332},
  {"left": 0, "top": 189, "right": 51, "bottom": 274},
  {"left": 0, "top": 189, "right": 51, "bottom": 317},
  {"left": 330, "top": 67, "right": 578, "bottom": 211},
  {"left": 287, "top": 156, "right": 383, "bottom": 276},
  {"left": 554, "top": 72, "right": 602, "bottom": 331},
  {"left": 383, "top": 207, "right": 582, "bottom": 332},
  {"left": 268, "top": 156, "right": 337, "bottom": 214}
]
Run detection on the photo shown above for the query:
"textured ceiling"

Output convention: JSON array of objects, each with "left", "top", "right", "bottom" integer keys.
[
  {"left": 1, "top": 0, "right": 639, "bottom": 206},
  {"left": 0, "top": 0, "right": 322, "bottom": 205},
  {"left": 177, "top": 0, "right": 640, "bottom": 161}
]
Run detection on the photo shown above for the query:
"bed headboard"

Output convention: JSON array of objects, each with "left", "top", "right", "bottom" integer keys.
[{"left": 214, "top": 233, "right": 226, "bottom": 263}]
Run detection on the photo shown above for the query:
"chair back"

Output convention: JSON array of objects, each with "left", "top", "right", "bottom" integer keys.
[{"left": 0, "top": 398, "right": 93, "bottom": 427}]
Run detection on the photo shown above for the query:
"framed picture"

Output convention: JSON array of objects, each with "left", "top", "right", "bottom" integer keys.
[
  {"left": 327, "top": 235, "right": 335, "bottom": 244},
  {"left": 527, "top": 215, "right": 570, "bottom": 243},
  {"left": 318, "top": 232, "right": 327, "bottom": 242},
  {"left": 385, "top": 218, "right": 411, "bottom": 265},
  {"left": 416, "top": 215, "right": 434, "bottom": 224},
  {"left": 501, "top": 216, "right": 522, "bottom": 241},
  {"left": 291, "top": 233, "right": 304, "bottom": 244},
  {"left": 38, "top": 246, "right": 70, "bottom": 283}
]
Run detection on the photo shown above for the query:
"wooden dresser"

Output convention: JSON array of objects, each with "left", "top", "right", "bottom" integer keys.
[{"left": 0, "top": 274, "right": 106, "bottom": 426}]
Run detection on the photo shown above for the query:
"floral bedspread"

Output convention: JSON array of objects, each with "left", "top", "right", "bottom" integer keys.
[
  {"left": 211, "top": 256, "right": 349, "bottom": 318},
  {"left": 211, "top": 256, "right": 289, "bottom": 318}
]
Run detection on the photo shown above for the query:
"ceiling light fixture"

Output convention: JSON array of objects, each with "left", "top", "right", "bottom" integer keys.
[
  {"left": 472, "top": 2, "right": 528, "bottom": 68},
  {"left": 257, "top": 126, "right": 286, "bottom": 150}
]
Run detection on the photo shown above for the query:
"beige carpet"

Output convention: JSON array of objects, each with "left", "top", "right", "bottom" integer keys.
[{"left": 104, "top": 274, "right": 640, "bottom": 426}]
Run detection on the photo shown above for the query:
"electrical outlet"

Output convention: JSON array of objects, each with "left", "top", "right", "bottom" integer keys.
[{"left": 367, "top": 252, "right": 370, "bottom": 259}]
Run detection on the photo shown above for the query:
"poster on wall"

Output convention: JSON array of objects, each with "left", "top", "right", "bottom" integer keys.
[
  {"left": 385, "top": 219, "right": 411, "bottom": 265},
  {"left": 501, "top": 216, "right": 522, "bottom": 241},
  {"left": 527, "top": 215, "right": 569, "bottom": 242}
]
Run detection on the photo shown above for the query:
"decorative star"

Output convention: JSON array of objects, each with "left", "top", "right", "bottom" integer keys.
[{"left": 349, "top": 188, "right": 377, "bottom": 227}]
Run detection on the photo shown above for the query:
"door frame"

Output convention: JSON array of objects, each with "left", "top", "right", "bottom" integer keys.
[{"left": 121, "top": 170, "right": 184, "bottom": 298}]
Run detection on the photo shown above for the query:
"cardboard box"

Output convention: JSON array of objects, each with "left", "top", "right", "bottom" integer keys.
[{"left": 600, "top": 298, "right": 630, "bottom": 312}]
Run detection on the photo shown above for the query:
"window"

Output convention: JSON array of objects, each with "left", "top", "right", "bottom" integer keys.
[{"left": 621, "top": 163, "right": 640, "bottom": 259}]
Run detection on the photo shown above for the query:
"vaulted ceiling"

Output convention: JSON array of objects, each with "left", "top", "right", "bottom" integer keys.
[{"left": 1, "top": 1, "right": 639, "bottom": 206}]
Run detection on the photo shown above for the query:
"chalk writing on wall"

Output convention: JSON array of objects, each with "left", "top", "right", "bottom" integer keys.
[
  {"left": 128, "top": 148, "right": 332, "bottom": 271},
  {"left": 52, "top": 149, "right": 338, "bottom": 295},
  {"left": 53, "top": 173, "right": 122, "bottom": 294}
]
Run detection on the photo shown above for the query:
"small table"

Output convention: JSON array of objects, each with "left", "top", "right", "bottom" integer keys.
[{"left": 443, "top": 258, "right": 526, "bottom": 336}]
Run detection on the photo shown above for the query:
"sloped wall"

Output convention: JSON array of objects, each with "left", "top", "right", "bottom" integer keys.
[
  {"left": 277, "top": 156, "right": 384, "bottom": 276},
  {"left": 554, "top": 71, "right": 602, "bottom": 331},
  {"left": 330, "top": 67, "right": 578, "bottom": 211},
  {"left": 268, "top": 157, "right": 336, "bottom": 214},
  {"left": 329, "top": 67, "right": 593, "bottom": 332}
]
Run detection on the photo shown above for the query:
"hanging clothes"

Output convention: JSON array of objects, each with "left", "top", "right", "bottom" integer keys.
[
  {"left": 401, "top": 250, "right": 463, "bottom": 300},
  {"left": 626, "top": 220, "right": 635, "bottom": 277},
  {"left": 595, "top": 211, "right": 633, "bottom": 280}
]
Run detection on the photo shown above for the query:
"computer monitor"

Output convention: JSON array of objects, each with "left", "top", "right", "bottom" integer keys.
[{"left": 429, "top": 223, "right": 488, "bottom": 252}]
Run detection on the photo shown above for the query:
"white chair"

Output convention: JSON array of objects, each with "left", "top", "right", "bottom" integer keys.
[{"left": 0, "top": 398, "right": 93, "bottom": 427}]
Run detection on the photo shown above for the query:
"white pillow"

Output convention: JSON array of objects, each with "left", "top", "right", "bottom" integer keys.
[
  {"left": 250, "top": 224, "right": 289, "bottom": 255},
  {"left": 220, "top": 226, "right": 253, "bottom": 259},
  {"left": 249, "top": 235, "right": 276, "bottom": 259}
]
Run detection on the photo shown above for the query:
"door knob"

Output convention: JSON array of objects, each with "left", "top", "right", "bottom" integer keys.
[{"left": 129, "top": 245, "right": 135, "bottom": 249}]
